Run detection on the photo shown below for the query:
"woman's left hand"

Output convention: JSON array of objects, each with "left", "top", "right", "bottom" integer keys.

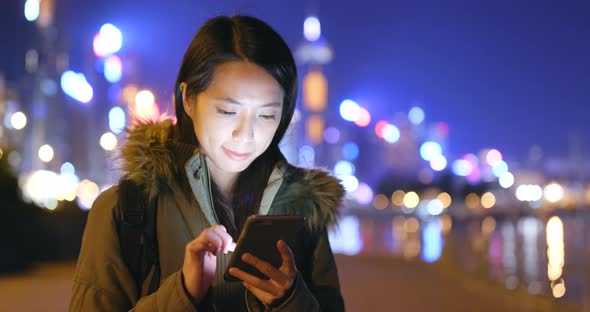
[{"left": 228, "top": 240, "right": 297, "bottom": 307}]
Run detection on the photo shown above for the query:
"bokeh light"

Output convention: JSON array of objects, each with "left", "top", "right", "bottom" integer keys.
[
  {"left": 61, "top": 162, "right": 75, "bottom": 175},
  {"left": 323, "top": 127, "right": 340, "bottom": 144},
  {"left": 552, "top": 281, "right": 566, "bottom": 298},
  {"left": 383, "top": 123, "right": 400, "bottom": 143},
  {"left": 41, "top": 79, "right": 57, "bottom": 96},
  {"left": 38, "top": 144, "right": 54, "bottom": 163},
  {"left": 391, "top": 190, "right": 405, "bottom": 207},
  {"left": 24, "top": 0, "right": 40, "bottom": 22},
  {"left": 403, "top": 191, "right": 419, "bottom": 208},
  {"left": 426, "top": 199, "right": 444, "bottom": 216},
  {"left": 434, "top": 122, "right": 449, "bottom": 137},
  {"left": 373, "top": 194, "right": 389, "bottom": 210},
  {"left": 21, "top": 170, "right": 60, "bottom": 209},
  {"left": 298, "top": 145, "right": 315, "bottom": 167},
  {"left": 77, "top": 179, "right": 100, "bottom": 210},
  {"left": 104, "top": 55, "right": 123, "bottom": 83},
  {"left": 341, "top": 142, "right": 359, "bottom": 161},
  {"left": 94, "top": 23, "right": 122, "bottom": 57},
  {"left": 109, "top": 106, "right": 126, "bottom": 134},
  {"left": 339, "top": 99, "right": 360, "bottom": 122},
  {"left": 482, "top": 216, "right": 496, "bottom": 235},
  {"left": 341, "top": 175, "right": 359, "bottom": 193},
  {"left": 100, "top": 132, "right": 118, "bottom": 151},
  {"left": 303, "top": 16, "right": 321, "bottom": 41},
  {"left": 404, "top": 217, "right": 420, "bottom": 233},
  {"left": 465, "top": 193, "right": 480, "bottom": 210},
  {"left": 430, "top": 154, "right": 447, "bottom": 171},
  {"left": 303, "top": 70, "right": 327, "bottom": 112},
  {"left": 328, "top": 215, "right": 362, "bottom": 255},
  {"left": 134, "top": 90, "right": 160, "bottom": 121},
  {"left": 437, "top": 192, "right": 452, "bottom": 209},
  {"left": 375, "top": 121, "right": 388, "bottom": 138},
  {"left": 544, "top": 183, "right": 564, "bottom": 203},
  {"left": 135, "top": 89, "right": 154, "bottom": 107},
  {"left": 452, "top": 159, "right": 472, "bottom": 176},
  {"left": 408, "top": 106, "right": 425, "bottom": 125},
  {"left": 353, "top": 183, "right": 374, "bottom": 205},
  {"left": 10, "top": 112, "right": 27, "bottom": 130},
  {"left": 516, "top": 184, "right": 543, "bottom": 202},
  {"left": 334, "top": 160, "right": 355, "bottom": 177},
  {"left": 481, "top": 192, "right": 496, "bottom": 209},
  {"left": 486, "top": 149, "right": 503, "bottom": 166},
  {"left": 546, "top": 216, "right": 564, "bottom": 284},
  {"left": 421, "top": 220, "right": 443, "bottom": 263},
  {"left": 492, "top": 160, "right": 509, "bottom": 177},
  {"left": 420, "top": 141, "right": 442, "bottom": 161},
  {"left": 306, "top": 115, "right": 325, "bottom": 144},
  {"left": 354, "top": 107, "right": 371, "bottom": 127},
  {"left": 499, "top": 171, "right": 515, "bottom": 188},
  {"left": 61, "top": 70, "right": 93, "bottom": 104}
]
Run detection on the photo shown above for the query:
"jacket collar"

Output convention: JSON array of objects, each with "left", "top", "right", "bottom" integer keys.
[{"left": 119, "top": 120, "right": 343, "bottom": 232}]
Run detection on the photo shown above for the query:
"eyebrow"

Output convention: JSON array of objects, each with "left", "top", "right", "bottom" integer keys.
[{"left": 215, "top": 97, "right": 281, "bottom": 108}]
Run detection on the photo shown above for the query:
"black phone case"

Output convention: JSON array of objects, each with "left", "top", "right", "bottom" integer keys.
[{"left": 223, "top": 215, "right": 305, "bottom": 282}]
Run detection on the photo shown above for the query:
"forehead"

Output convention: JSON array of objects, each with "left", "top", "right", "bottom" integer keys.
[{"left": 204, "top": 61, "right": 284, "bottom": 102}]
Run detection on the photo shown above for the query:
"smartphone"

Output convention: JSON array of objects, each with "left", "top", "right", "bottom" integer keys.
[{"left": 223, "top": 214, "right": 305, "bottom": 282}]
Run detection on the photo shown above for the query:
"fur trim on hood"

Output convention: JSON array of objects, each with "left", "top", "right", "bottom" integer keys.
[{"left": 118, "top": 120, "right": 343, "bottom": 228}]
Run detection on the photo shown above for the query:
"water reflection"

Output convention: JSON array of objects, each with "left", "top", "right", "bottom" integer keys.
[
  {"left": 421, "top": 220, "right": 443, "bottom": 263},
  {"left": 546, "top": 216, "right": 565, "bottom": 298},
  {"left": 329, "top": 212, "right": 589, "bottom": 307}
]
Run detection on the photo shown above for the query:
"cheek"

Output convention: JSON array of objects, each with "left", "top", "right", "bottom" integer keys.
[{"left": 257, "top": 123, "right": 280, "bottom": 147}]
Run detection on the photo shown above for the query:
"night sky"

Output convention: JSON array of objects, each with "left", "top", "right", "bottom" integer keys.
[{"left": 3, "top": 0, "right": 589, "bottom": 164}]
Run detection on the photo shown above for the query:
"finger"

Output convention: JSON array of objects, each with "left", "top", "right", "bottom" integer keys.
[
  {"left": 227, "top": 241, "right": 236, "bottom": 252},
  {"left": 242, "top": 281, "right": 274, "bottom": 306},
  {"left": 188, "top": 229, "right": 223, "bottom": 255},
  {"left": 242, "top": 253, "right": 289, "bottom": 285},
  {"left": 228, "top": 267, "right": 282, "bottom": 297},
  {"left": 211, "top": 225, "right": 235, "bottom": 254},
  {"left": 277, "top": 240, "right": 296, "bottom": 274}
]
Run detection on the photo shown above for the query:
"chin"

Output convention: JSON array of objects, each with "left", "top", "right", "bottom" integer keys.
[{"left": 224, "top": 158, "right": 254, "bottom": 173}]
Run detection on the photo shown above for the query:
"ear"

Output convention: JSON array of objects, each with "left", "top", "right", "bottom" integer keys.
[{"left": 180, "top": 82, "right": 191, "bottom": 115}]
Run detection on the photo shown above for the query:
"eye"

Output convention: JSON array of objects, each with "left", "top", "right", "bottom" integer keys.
[
  {"left": 259, "top": 114, "right": 276, "bottom": 120},
  {"left": 216, "top": 109, "right": 236, "bottom": 116}
]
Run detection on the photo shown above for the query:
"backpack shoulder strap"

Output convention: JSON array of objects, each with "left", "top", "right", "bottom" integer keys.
[{"left": 116, "top": 178, "right": 160, "bottom": 297}]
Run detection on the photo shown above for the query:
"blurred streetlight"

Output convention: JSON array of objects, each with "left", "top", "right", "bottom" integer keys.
[
  {"left": 99, "top": 132, "right": 118, "bottom": 151},
  {"left": 303, "top": 17, "right": 321, "bottom": 42},
  {"left": 544, "top": 183, "right": 565, "bottom": 203},
  {"left": 10, "top": 112, "right": 27, "bottom": 130},
  {"left": 38, "top": 144, "right": 54, "bottom": 163},
  {"left": 24, "top": 0, "right": 40, "bottom": 22},
  {"left": 61, "top": 70, "right": 93, "bottom": 103},
  {"left": 93, "top": 23, "right": 123, "bottom": 58}
]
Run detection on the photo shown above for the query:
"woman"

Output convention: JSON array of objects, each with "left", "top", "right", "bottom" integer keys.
[{"left": 69, "top": 15, "right": 345, "bottom": 311}]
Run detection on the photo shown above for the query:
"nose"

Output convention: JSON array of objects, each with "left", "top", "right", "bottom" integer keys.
[{"left": 232, "top": 114, "right": 254, "bottom": 142}]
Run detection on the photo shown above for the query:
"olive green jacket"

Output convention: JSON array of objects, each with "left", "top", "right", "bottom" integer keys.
[{"left": 69, "top": 120, "right": 345, "bottom": 311}]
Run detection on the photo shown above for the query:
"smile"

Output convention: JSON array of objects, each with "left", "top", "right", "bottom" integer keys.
[{"left": 223, "top": 147, "right": 252, "bottom": 161}]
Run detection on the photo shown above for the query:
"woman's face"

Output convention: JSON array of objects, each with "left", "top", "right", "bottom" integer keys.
[{"left": 183, "top": 61, "right": 284, "bottom": 178}]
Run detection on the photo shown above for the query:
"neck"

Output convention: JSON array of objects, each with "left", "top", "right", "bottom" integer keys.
[{"left": 205, "top": 158, "right": 238, "bottom": 200}]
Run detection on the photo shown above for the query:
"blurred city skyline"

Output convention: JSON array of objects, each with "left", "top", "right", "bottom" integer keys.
[{"left": 2, "top": 0, "right": 589, "bottom": 165}]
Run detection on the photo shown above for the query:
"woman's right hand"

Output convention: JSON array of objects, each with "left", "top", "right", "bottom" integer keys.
[{"left": 182, "top": 225, "right": 236, "bottom": 303}]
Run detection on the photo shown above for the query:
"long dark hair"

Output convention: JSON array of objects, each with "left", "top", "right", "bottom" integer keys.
[{"left": 173, "top": 16, "right": 297, "bottom": 239}]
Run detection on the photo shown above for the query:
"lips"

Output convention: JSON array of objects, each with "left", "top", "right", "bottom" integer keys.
[{"left": 222, "top": 147, "right": 252, "bottom": 161}]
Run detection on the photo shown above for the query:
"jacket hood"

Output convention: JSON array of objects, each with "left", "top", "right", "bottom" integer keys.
[{"left": 119, "top": 120, "right": 344, "bottom": 228}]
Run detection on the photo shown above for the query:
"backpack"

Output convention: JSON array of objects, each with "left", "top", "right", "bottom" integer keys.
[{"left": 115, "top": 178, "right": 161, "bottom": 297}]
